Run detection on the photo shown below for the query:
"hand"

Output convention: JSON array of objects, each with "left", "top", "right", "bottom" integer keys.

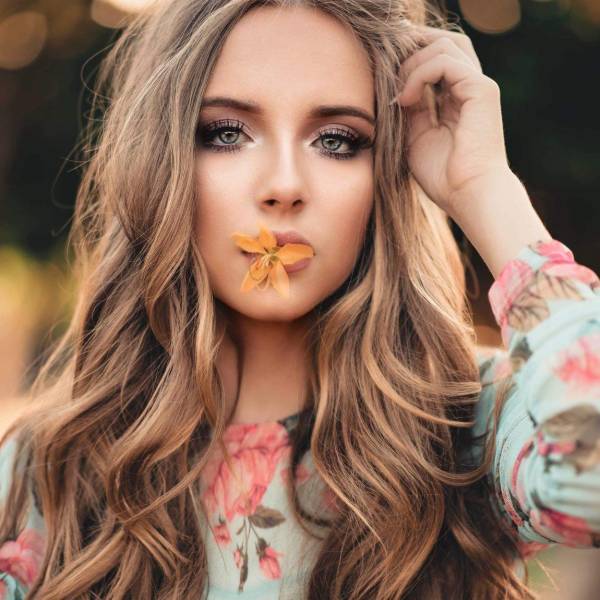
[{"left": 391, "top": 25, "right": 510, "bottom": 219}]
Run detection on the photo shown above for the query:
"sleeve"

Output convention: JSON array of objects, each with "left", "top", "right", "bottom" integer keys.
[
  {"left": 471, "top": 238, "right": 600, "bottom": 553},
  {"left": 0, "top": 438, "right": 47, "bottom": 599}
]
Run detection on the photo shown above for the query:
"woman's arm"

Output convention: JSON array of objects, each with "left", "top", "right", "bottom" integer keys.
[{"left": 472, "top": 237, "right": 600, "bottom": 551}]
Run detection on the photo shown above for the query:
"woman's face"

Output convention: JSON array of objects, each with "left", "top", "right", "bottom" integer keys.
[{"left": 194, "top": 5, "right": 375, "bottom": 321}]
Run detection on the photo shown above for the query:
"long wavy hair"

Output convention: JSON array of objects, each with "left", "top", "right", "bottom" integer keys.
[{"left": 0, "top": 0, "right": 539, "bottom": 598}]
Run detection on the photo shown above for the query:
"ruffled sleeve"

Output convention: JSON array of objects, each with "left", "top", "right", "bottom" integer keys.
[
  {"left": 472, "top": 238, "right": 600, "bottom": 552},
  {"left": 0, "top": 438, "right": 46, "bottom": 599}
]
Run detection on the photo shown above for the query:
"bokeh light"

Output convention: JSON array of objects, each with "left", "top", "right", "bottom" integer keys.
[
  {"left": 0, "top": 11, "right": 47, "bottom": 70},
  {"left": 90, "top": 0, "right": 130, "bottom": 29},
  {"left": 91, "top": 0, "right": 159, "bottom": 29},
  {"left": 105, "top": 0, "right": 157, "bottom": 14},
  {"left": 459, "top": 0, "right": 522, "bottom": 33}
]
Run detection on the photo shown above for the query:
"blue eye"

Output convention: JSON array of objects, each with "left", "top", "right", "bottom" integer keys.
[
  {"left": 315, "top": 127, "right": 373, "bottom": 160},
  {"left": 196, "top": 119, "right": 246, "bottom": 154},
  {"left": 196, "top": 119, "right": 373, "bottom": 160}
]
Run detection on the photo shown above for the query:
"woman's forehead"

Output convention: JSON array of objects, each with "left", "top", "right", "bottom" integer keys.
[{"left": 203, "top": 5, "right": 374, "bottom": 115}]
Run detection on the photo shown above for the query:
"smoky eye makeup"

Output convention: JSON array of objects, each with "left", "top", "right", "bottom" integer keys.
[{"left": 195, "top": 118, "right": 374, "bottom": 160}]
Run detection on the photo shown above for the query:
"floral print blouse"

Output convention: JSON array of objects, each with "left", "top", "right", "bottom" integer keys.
[{"left": 1, "top": 238, "right": 599, "bottom": 599}]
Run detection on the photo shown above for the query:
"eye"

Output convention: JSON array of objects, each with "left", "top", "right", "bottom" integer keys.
[
  {"left": 196, "top": 118, "right": 249, "bottom": 153},
  {"left": 314, "top": 127, "right": 373, "bottom": 160},
  {"left": 196, "top": 120, "right": 373, "bottom": 159}
]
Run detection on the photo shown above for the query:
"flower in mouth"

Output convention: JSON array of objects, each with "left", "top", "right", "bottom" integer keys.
[{"left": 230, "top": 223, "right": 315, "bottom": 298}]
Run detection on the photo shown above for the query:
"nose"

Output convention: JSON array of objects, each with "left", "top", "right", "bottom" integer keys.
[{"left": 257, "top": 138, "right": 306, "bottom": 213}]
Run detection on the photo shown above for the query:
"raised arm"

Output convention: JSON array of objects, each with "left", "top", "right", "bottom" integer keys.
[{"left": 472, "top": 238, "right": 600, "bottom": 553}]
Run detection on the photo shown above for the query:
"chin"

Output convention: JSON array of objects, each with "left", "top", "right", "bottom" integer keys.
[{"left": 216, "top": 288, "right": 322, "bottom": 322}]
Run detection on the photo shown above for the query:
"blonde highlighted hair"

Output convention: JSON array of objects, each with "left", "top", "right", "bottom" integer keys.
[{"left": 1, "top": 0, "right": 536, "bottom": 598}]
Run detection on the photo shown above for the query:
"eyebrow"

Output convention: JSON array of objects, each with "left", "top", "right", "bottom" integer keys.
[{"left": 200, "top": 96, "right": 375, "bottom": 127}]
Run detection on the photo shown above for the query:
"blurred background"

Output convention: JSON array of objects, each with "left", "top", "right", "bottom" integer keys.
[{"left": 0, "top": 0, "right": 599, "bottom": 596}]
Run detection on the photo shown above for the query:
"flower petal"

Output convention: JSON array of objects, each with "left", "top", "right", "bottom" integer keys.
[
  {"left": 241, "top": 270, "right": 260, "bottom": 292},
  {"left": 269, "top": 260, "right": 290, "bottom": 298},
  {"left": 276, "top": 243, "right": 314, "bottom": 265},
  {"left": 258, "top": 224, "right": 277, "bottom": 250},
  {"left": 241, "top": 258, "right": 270, "bottom": 292},
  {"left": 231, "top": 233, "right": 267, "bottom": 254},
  {"left": 251, "top": 256, "right": 271, "bottom": 279}
]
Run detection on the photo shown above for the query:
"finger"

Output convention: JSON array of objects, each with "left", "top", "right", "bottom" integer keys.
[
  {"left": 389, "top": 37, "right": 468, "bottom": 107},
  {"left": 411, "top": 25, "right": 482, "bottom": 72},
  {"left": 398, "top": 54, "right": 493, "bottom": 107},
  {"left": 400, "top": 36, "right": 475, "bottom": 83}
]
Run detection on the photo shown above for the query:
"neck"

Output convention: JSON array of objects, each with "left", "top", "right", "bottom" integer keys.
[{"left": 216, "top": 306, "right": 314, "bottom": 425}]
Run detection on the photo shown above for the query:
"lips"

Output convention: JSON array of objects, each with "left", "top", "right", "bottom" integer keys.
[
  {"left": 239, "top": 228, "right": 315, "bottom": 275},
  {"left": 271, "top": 230, "right": 312, "bottom": 247},
  {"left": 233, "top": 224, "right": 317, "bottom": 290},
  {"left": 240, "top": 229, "right": 315, "bottom": 256}
]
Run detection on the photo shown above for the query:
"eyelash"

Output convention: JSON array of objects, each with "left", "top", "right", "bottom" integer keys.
[{"left": 196, "top": 118, "right": 373, "bottom": 160}]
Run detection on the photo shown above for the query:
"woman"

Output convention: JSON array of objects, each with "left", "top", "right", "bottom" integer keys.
[{"left": 1, "top": 0, "right": 599, "bottom": 598}]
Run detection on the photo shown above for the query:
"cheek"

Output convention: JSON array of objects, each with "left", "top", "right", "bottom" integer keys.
[
  {"left": 194, "top": 168, "right": 239, "bottom": 294},
  {"left": 324, "top": 201, "right": 372, "bottom": 286},
  {"left": 321, "top": 166, "right": 373, "bottom": 268},
  {"left": 318, "top": 182, "right": 373, "bottom": 293},
  {"left": 194, "top": 154, "right": 250, "bottom": 244}
]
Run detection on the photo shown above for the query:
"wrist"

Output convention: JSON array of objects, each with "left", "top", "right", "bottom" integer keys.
[
  {"left": 447, "top": 166, "right": 520, "bottom": 221},
  {"left": 449, "top": 170, "right": 553, "bottom": 279}
]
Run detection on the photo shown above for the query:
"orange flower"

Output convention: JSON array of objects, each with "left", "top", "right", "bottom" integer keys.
[{"left": 231, "top": 223, "right": 314, "bottom": 298}]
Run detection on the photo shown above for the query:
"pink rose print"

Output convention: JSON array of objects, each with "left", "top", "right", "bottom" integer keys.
[
  {"left": 489, "top": 239, "right": 597, "bottom": 347},
  {"left": 536, "top": 431, "right": 576, "bottom": 458},
  {"left": 488, "top": 258, "right": 534, "bottom": 328},
  {"left": 533, "top": 239, "right": 574, "bottom": 263},
  {"left": 258, "top": 544, "right": 283, "bottom": 580},
  {"left": 530, "top": 507, "right": 597, "bottom": 547},
  {"left": 553, "top": 332, "right": 600, "bottom": 393},
  {"left": 211, "top": 518, "right": 231, "bottom": 547},
  {"left": 200, "top": 422, "right": 290, "bottom": 592},
  {"left": 233, "top": 547, "right": 243, "bottom": 569},
  {"left": 512, "top": 437, "right": 535, "bottom": 514},
  {"left": 541, "top": 261, "right": 600, "bottom": 287},
  {"left": 537, "top": 405, "right": 600, "bottom": 474},
  {"left": 201, "top": 422, "right": 290, "bottom": 521},
  {"left": 502, "top": 487, "right": 525, "bottom": 528},
  {"left": 0, "top": 528, "right": 46, "bottom": 588},
  {"left": 0, "top": 579, "right": 6, "bottom": 599}
]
